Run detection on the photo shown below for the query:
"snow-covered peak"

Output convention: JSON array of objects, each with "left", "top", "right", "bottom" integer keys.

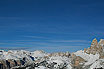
[
  {"left": 0, "top": 50, "right": 31, "bottom": 60},
  {"left": 98, "top": 39, "right": 104, "bottom": 46},
  {"left": 31, "top": 50, "right": 49, "bottom": 58}
]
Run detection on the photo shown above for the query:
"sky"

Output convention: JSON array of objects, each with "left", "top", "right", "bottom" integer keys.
[{"left": 0, "top": 0, "right": 104, "bottom": 52}]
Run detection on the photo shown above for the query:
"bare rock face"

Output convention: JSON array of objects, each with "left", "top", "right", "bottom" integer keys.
[
  {"left": 98, "top": 39, "right": 104, "bottom": 59},
  {"left": 91, "top": 38, "right": 98, "bottom": 47},
  {"left": 0, "top": 59, "right": 28, "bottom": 69},
  {"left": 0, "top": 60, "right": 7, "bottom": 69},
  {"left": 7, "top": 59, "right": 15, "bottom": 68},
  {"left": 84, "top": 38, "right": 98, "bottom": 54},
  {"left": 0, "top": 60, "right": 11, "bottom": 69},
  {"left": 85, "top": 38, "right": 102, "bottom": 54},
  {"left": 71, "top": 53, "right": 85, "bottom": 68},
  {"left": 84, "top": 38, "right": 104, "bottom": 59}
]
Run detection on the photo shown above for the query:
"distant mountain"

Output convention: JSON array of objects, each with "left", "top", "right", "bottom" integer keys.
[{"left": 0, "top": 38, "right": 104, "bottom": 69}]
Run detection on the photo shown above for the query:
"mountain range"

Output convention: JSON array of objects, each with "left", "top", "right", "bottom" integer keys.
[{"left": 0, "top": 38, "right": 104, "bottom": 69}]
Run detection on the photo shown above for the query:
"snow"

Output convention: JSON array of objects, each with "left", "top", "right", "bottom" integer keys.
[
  {"left": 47, "top": 56, "right": 72, "bottom": 69},
  {"left": 89, "top": 59, "right": 104, "bottom": 69},
  {"left": 47, "top": 56, "right": 70, "bottom": 64},
  {"left": 31, "top": 50, "right": 48, "bottom": 59},
  {"left": 35, "top": 66, "right": 48, "bottom": 69},
  {"left": 74, "top": 50, "right": 100, "bottom": 65},
  {"left": 0, "top": 49, "right": 104, "bottom": 69},
  {"left": 0, "top": 50, "right": 33, "bottom": 65},
  {"left": 90, "top": 60, "right": 102, "bottom": 69}
]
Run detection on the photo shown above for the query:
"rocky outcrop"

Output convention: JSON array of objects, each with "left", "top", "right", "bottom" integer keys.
[
  {"left": 91, "top": 38, "right": 98, "bottom": 47},
  {"left": 84, "top": 38, "right": 103, "bottom": 56},
  {"left": 0, "top": 59, "right": 27, "bottom": 69},
  {"left": 0, "top": 60, "right": 7, "bottom": 69},
  {"left": 83, "top": 38, "right": 104, "bottom": 60},
  {"left": 71, "top": 53, "right": 85, "bottom": 69}
]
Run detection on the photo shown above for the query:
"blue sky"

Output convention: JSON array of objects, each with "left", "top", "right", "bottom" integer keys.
[{"left": 0, "top": 0, "right": 104, "bottom": 52}]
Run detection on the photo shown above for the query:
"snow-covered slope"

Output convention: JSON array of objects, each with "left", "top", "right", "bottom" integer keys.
[
  {"left": 0, "top": 49, "right": 103, "bottom": 69},
  {"left": 74, "top": 50, "right": 100, "bottom": 65},
  {"left": 74, "top": 50, "right": 104, "bottom": 69},
  {"left": 31, "top": 50, "right": 49, "bottom": 59},
  {"left": 0, "top": 50, "right": 31, "bottom": 60},
  {"left": 0, "top": 50, "right": 72, "bottom": 69}
]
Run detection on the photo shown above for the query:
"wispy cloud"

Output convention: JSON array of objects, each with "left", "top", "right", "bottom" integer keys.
[
  {"left": 0, "top": 17, "right": 24, "bottom": 20},
  {"left": 0, "top": 39, "right": 90, "bottom": 46},
  {"left": 49, "top": 40, "right": 90, "bottom": 43},
  {"left": 24, "top": 36, "right": 47, "bottom": 39},
  {"left": 0, "top": 43, "right": 6, "bottom": 44},
  {"left": 0, "top": 45, "right": 87, "bottom": 52},
  {"left": 0, "top": 47, "right": 31, "bottom": 50},
  {"left": 29, "top": 45, "right": 87, "bottom": 52},
  {"left": 33, "top": 45, "right": 83, "bottom": 49}
]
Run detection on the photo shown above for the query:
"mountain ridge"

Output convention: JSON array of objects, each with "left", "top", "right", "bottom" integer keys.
[{"left": 0, "top": 38, "right": 104, "bottom": 69}]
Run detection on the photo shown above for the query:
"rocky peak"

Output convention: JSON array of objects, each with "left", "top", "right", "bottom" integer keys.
[
  {"left": 91, "top": 38, "right": 98, "bottom": 47},
  {"left": 84, "top": 38, "right": 103, "bottom": 55}
]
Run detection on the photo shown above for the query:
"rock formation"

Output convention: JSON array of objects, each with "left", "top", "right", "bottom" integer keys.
[
  {"left": 71, "top": 53, "right": 85, "bottom": 69},
  {"left": 84, "top": 38, "right": 103, "bottom": 56}
]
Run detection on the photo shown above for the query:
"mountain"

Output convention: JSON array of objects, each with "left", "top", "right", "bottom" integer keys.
[{"left": 0, "top": 38, "right": 104, "bottom": 69}]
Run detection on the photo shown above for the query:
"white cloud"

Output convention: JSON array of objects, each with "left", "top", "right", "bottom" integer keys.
[
  {"left": 24, "top": 36, "right": 46, "bottom": 39},
  {"left": 49, "top": 40, "right": 90, "bottom": 43},
  {"left": 0, "top": 47, "right": 31, "bottom": 50}
]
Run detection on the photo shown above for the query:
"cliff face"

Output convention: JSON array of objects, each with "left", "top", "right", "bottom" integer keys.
[
  {"left": 0, "top": 38, "right": 104, "bottom": 69},
  {"left": 84, "top": 38, "right": 104, "bottom": 58}
]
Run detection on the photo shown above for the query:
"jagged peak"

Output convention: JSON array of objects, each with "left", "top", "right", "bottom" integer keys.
[
  {"left": 91, "top": 38, "right": 98, "bottom": 47},
  {"left": 92, "top": 38, "right": 97, "bottom": 43}
]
